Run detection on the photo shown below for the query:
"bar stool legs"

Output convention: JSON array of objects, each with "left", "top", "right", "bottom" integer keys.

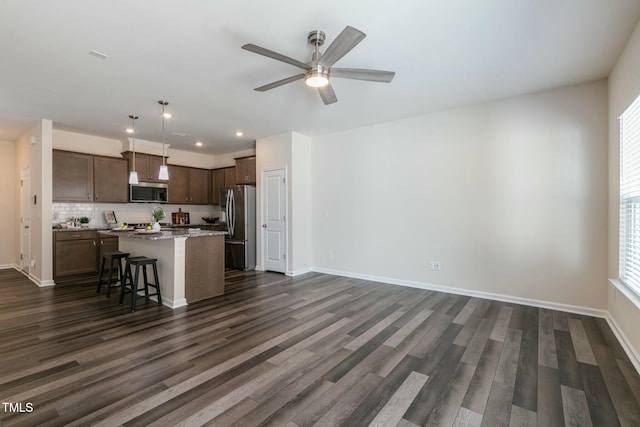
[
  {"left": 97, "top": 251, "right": 129, "bottom": 298},
  {"left": 119, "top": 257, "right": 162, "bottom": 312}
]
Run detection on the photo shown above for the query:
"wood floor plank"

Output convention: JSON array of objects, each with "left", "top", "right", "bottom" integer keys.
[
  {"left": 512, "top": 306, "right": 539, "bottom": 413},
  {"left": 568, "top": 318, "right": 598, "bottom": 366},
  {"left": 537, "top": 365, "right": 565, "bottom": 427},
  {"left": 461, "top": 339, "right": 503, "bottom": 414},
  {"left": 452, "top": 407, "right": 483, "bottom": 427},
  {"left": 556, "top": 329, "right": 584, "bottom": 390},
  {"left": 591, "top": 344, "right": 640, "bottom": 422},
  {"left": 480, "top": 382, "right": 513, "bottom": 427},
  {"left": 369, "top": 371, "right": 429, "bottom": 427},
  {"left": 0, "top": 268, "right": 638, "bottom": 427},
  {"left": 538, "top": 308, "right": 558, "bottom": 369},
  {"left": 489, "top": 305, "right": 513, "bottom": 342},
  {"left": 508, "top": 404, "right": 536, "bottom": 427},
  {"left": 493, "top": 328, "right": 522, "bottom": 387},
  {"left": 561, "top": 385, "right": 594, "bottom": 427},
  {"left": 579, "top": 362, "right": 621, "bottom": 427}
]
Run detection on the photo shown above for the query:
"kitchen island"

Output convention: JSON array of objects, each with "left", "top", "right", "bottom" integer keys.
[{"left": 103, "top": 229, "right": 226, "bottom": 308}]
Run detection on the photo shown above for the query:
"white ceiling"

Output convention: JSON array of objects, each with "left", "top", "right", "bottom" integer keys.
[{"left": 1, "top": 0, "right": 639, "bottom": 155}]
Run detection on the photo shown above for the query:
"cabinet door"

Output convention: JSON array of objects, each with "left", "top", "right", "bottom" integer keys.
[
  {"left": 130, "top": 153, "right": 150, "bottom": 181},
  {"left": 224, "top": 167, "right": 236, "bottom": 186},
  {"left": 211, "top": 169, "right": 225, "bottom": 205},
  {"left": 93, "top": 156, "right": 128, "bottom": 203},
  {"left": 168, "top": 165, "right": 189, "bottom": 203},
  {"left": 55, "top": 239, "right": 97, "bottom": 277},
  {"left": 235, "top": 157, "right": 256, "bottom": 184},
  {"left": 53, "top": 151, "right": 93, "bottom": 202},
  {"left": 189, "top": 168, "right": 210, "bottom": 204},
  {"left": 149, "top": 156, "right": 166, "bottom": 182}
]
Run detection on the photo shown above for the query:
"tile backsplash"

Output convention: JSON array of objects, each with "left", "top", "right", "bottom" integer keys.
[{"left": 53, "top": 203, "right": 221, "bottom": 227}]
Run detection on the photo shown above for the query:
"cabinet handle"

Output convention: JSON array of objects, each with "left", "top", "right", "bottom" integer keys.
[
  {"left": 95, "top": 193, "right": 98, "bottom": 200},
  {"left": 101, "top": 240, "right": 104, "bottom": 245},
  {"left": 71, "top": 234, "right": 80, "bottom": 238},
  {"left": 93, "top": 241, "right": 96, "bottom": 247}
]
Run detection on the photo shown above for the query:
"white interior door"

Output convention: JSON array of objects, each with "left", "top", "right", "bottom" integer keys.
[
  {"left": 20, "top": 166, "right": 31, "bottom": 274},
  {"left": 263, "top": 168, "right": 286, "bottom": 273}
]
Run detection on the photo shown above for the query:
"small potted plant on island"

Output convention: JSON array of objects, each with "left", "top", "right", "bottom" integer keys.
[
  {"left": 79, "top": 216, "right": 90, "bottom": 227},
  {"left": 150, "top": 206, "right": 165, "bottom": 231}
]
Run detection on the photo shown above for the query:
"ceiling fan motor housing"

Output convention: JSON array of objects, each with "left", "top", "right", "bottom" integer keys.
[{"left": 307, "top": 30, "right": 326, "bottom": 46}]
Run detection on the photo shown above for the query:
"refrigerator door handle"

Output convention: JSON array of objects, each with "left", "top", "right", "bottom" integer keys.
[
  {"left": 229, "top": 189, "right": 235, "bottom": 237},
  {"left": 225, "top": 240, "right": 245, "bottom": 245}
]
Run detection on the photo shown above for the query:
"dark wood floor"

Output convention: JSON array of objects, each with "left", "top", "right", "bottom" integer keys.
[{"left": 0, "top": 268, "right": 639, "bottom": 426}]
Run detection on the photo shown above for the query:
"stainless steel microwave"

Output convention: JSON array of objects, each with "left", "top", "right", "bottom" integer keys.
[{"left": 129, "top": 182, "right": 168, "bottom": 203}]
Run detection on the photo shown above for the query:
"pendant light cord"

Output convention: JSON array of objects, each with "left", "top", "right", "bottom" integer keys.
[{"left": 129, "top": 114, "right": 138, "bottom": 171}]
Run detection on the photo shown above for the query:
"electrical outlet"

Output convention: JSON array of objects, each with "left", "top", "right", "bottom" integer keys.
[{"left": 434, "top": 262, "right": 441, "bottom": 271}]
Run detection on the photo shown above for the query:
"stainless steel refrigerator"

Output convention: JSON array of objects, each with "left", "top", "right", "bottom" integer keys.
[{"left": 220, "top": 185, "right": 256, "bottom": 270}]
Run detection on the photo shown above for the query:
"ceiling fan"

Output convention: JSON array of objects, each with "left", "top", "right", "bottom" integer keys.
[{"left": 241, "top": 26, "right": 395, "bottom": 105}]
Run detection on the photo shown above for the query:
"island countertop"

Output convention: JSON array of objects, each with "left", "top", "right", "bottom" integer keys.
[{"left": 101, "top": 229, "right": 227, "bottom": 240}]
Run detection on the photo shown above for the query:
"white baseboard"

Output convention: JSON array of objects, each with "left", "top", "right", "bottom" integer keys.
[
  {"left": 312, "top": 267, "right": 607, "bottom": 317},
  {"left": 287, "top": 267, "right": 313, "bottom": 277},
  {"left": 2, "top": 265, "right": 55, "bottom": 287},
  {"left": 605, "top": 313, "right": 640, "bottom": 374},
  {"left": 312, "top": 266, "right": 639, "bottom": 374}
]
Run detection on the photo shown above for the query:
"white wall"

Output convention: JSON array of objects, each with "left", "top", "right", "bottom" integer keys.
[
  {"left": 0, "top": 140, "right": 16, "bottom": 268},
  {"left": 312, "top": 80, "right": 608, "bottom": 310},
  {"left": 291, "top": 132, "right": 312, "bottom": 274},
  {"left": 608, "top": 18, "right": 640, "bottom": 360}
]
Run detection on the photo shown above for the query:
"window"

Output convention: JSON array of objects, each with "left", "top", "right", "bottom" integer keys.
[{"left": 619, "top": 93, "right": 640, "bottom": 296}]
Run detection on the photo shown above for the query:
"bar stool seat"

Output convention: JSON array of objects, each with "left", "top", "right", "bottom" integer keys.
[
  {"left": 119, "top": 256, "right": 162, "bottom": 312},
  {"left": 96, "top": 251, "right": 129, "bottom": 298}
]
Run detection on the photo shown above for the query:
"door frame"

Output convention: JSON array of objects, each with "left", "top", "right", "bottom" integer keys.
[
  {"left": 20, "top": 165, "right": 31, "bottom": 274},
  {"left": 260, "top": 166, "right": 288, "bottom": 273}
]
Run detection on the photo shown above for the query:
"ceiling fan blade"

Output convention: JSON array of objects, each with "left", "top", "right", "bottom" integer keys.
[
  {"left": 254, "top": 74, "right": 305, "bottom": 92},
  {"left": 318, "top": 83, "right": 338, "bottom": 105},
  {"left": 330, "top": 67, "right": 395, "bottom": 83},
  {"left": 242, "top": 44, "right": 309, "bottom": 70},
  {"left": 317, "top": 26, "right": 366, "bottom": 69}
]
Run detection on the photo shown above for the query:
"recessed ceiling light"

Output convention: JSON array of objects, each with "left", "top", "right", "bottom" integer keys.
[
  {"left": 126, "top": 128, "right": 134, "bottom": 134},
  {"left": 163, "top": 113, "right": 172, "bottom": 119},
  {"left": 89, "top": 50, "right": 108, "bottom": 59},
  {"left": 235, "top": 131, "right": 243, "bottom": 137},
  {"left": 195, "top": 141, "right": 203, "bottom": 147}
]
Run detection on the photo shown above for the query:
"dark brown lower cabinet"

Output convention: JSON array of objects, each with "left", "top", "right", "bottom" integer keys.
[{"left": 54, "top": 231, "right": 118, "bottom": 282}]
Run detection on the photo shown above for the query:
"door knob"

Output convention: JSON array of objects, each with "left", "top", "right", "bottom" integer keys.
[{"left": 262, "top": 224, "right": 267, "bottom": 228}]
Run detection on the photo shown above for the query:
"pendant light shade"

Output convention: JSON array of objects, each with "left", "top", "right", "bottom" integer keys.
[
  {"left": 158, "top": 165, "right": 169, "bottom": 180},
  {"left": 128, "top": 170, "right": 139, "bottom": 184},
  {"left": 128, "top": 114, "right": 139, "bottom": 184},
  {"left": 158, "top": 100, "right": 169, "bottom": 181}
]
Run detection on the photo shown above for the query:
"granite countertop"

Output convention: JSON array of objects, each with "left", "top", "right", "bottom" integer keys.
[
  {"left": 102, "top": 229, "right": 227, "bottom": 240},
  {"left": 53, "top": 226, "right": 110, "bottom": 232}
]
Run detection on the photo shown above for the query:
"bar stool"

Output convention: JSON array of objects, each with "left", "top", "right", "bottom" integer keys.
[
  {"left": 119, "top": 256, "right": 162, "bottom": 312},
  {"left": 96, "top": 251, "right": 130, "bottom": 298}
]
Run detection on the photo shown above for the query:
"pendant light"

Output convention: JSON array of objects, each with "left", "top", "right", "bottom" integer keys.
[
  {"left": 128, "top": 114, "right": 139, "bottom": 184},
  {"left": 158, "top": 100, "right": 169, "bottom": 180}
]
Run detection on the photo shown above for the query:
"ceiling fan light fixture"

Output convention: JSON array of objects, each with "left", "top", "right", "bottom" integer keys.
[{"left": 305, "top": 71, "right": 329, "bottom": 88}]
